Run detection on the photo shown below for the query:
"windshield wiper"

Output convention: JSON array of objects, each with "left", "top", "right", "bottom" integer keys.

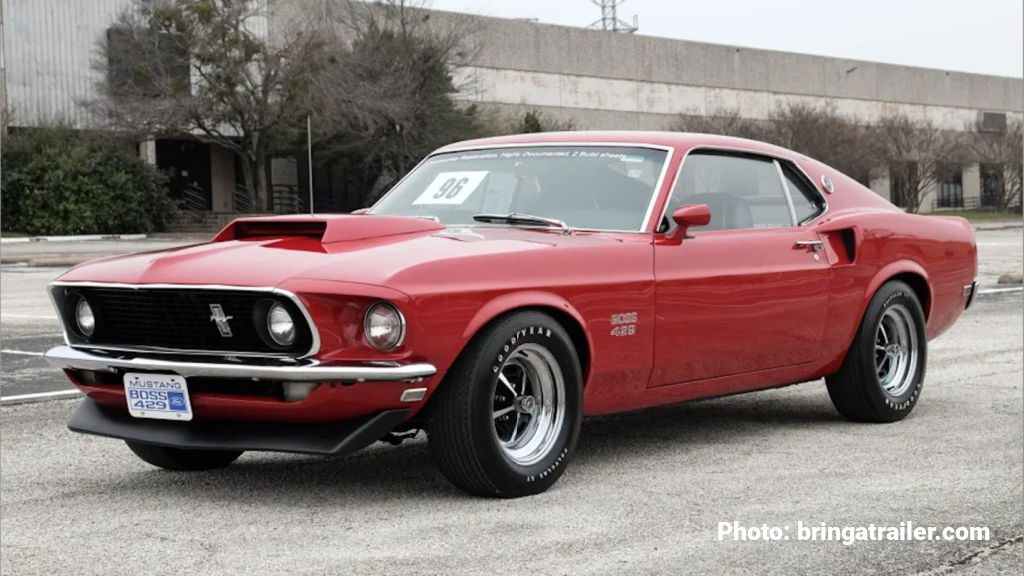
[{"left": 472, "top": 213, "right": 572, "bottom": 234}]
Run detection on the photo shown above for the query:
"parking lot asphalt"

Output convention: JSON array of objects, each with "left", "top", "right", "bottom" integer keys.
[{"left": 0, "top": 227, "right": 1021, "bottom": 575}]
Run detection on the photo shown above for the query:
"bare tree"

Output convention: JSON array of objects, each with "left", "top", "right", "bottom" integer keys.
[
  {"left": 674, "top": 105, "right": 885, "bottom": 185},
  {"left": 308, "top": 0, "right": 486, "bottom": 203},
  {"left": 968, "top": 119, "right": 1023, "bottom": 212},
  {"left": 671, "top": 109, "right": 768, "bottom": 141},
  {"left": 875, "top": 114, "right": 963, "bottom": 213},
  {"left": 766, "top": 104, "right": 884, "bottom": 185},
  {"left": 90, "top": 0, "right": 328, "bottom": 210}
]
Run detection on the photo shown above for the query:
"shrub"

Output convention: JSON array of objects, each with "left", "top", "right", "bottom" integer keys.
[{"left": 1, "top": 127, "right": 176, "bottom": 235}]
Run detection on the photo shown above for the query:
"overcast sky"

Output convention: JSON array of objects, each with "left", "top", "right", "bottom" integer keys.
[{"left": 429, "top": 0, "right": 1023, "bottom": 78}]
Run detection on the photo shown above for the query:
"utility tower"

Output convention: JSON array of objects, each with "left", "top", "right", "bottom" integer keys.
[{"left": 588, "top": 0, "right": 638, "bottom": 33}]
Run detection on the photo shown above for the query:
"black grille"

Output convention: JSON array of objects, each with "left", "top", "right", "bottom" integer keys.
[{"left": 56, "top": 287, "right": 312, "bottom": 355}]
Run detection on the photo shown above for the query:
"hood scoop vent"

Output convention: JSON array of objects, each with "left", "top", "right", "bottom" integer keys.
[
  {"left": 213, "top": 215, "right": 444, "bottom": 244},
  {"left": 227, "top": 221, "right": 327, "bottom": 241}
]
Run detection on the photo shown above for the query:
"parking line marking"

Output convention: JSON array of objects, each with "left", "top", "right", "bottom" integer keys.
[
  {"left": 0, "top": 389, "right": 81, "bottom": 405},
  {"left": 978, "top": 287, "right": 1024, "bottom": 295},
  {"left": 0, "top": 349, "right": 45, "bottom": 356}
]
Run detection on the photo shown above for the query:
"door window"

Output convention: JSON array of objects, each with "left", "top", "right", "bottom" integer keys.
[
  {"left": 665, "top": 153, "right": 789, "bottom": 231},
  {"left": 663, "top": 151, "right": 825, "bottom": 231}
]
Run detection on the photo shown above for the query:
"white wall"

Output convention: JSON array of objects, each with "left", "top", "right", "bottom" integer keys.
[
  {"left": 2, "top": 0, "right": 269, "bottom": 129},
  {"left": 455, "top": 66, "right": 1024, "bottom": 131},
  {"left": 2, "top": 0, "right": 130, "bottom": 128}
]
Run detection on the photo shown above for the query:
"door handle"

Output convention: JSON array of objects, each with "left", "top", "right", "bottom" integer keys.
[{"left": 795, "top": 239, "right": 824, "bottom": 252}]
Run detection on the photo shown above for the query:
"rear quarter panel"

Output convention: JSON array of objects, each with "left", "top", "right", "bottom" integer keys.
[{"left": 814, "top": 209, "right": 977, "bottom": 375}]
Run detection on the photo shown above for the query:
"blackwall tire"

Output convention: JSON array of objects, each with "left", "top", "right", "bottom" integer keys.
[
  {"left": 826, "top": 280, "right": 927, "bottom": 423},
  {"left": 125, "top": 441, "right": 243, "bottom": 471},
  {"left": 428, "top": 311, "right": 583, "bottom": 498}
]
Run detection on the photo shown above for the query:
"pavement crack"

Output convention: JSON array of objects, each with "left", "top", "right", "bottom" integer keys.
[{"left": 910, "top": 534, "right": 1024, "bottom": 576}]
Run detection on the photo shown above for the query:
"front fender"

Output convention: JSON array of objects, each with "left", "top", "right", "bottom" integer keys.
[{"left": 462, "top": 290, "right": 591, "bottom": 347}]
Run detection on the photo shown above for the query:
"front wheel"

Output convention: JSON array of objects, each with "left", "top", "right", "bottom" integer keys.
[
  {"left": 126, "top": 441, "right": 243, "bottom": 471},
  {"left": 428, "top": 311, "right": 583, "bottom": 497},
  {"left": 826, "top": 280, "right": 927, "bottom": 422}
]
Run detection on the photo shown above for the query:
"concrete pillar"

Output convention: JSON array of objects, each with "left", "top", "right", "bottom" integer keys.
[
  {"left": 140, "top": 139, "right": 157, "bottom": 165},
  {"left": 963, "top": 163, "right": 981, "bottom": 209},
  {"left": 209, "top": 146, "right": 236, "bottom": 212},
  {"left": 870, "top": 167, "right": 891, "bottom": 202},
  {"left": 918, "top": 179, "right": 937, "bottom": 213}
]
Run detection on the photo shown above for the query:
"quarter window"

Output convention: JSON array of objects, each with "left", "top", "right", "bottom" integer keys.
[{"left": 779, "top": 162, "right": 826, "bottom": 224}]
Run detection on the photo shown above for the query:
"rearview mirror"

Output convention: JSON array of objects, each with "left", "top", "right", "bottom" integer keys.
[{"left": 667, "top": 204, "right": 711, "bottom": 241}]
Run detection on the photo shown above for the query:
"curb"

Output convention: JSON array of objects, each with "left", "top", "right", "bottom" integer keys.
[
  {"left": 0, "top": 233, "right": 147, "bottom": 244},
  {"left": 0, "top": 389, "right": 82, "bottom": 406},
  {"left": 0, "top": 257, "right": 92, "bottom": 267},
  {"left": 972, "top": 222, "right": 1024, "bottom": 231}
]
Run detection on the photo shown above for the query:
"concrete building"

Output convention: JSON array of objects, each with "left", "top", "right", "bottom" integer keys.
[{"left": 2, "top": 0, "right": 1022, "bottom": 215}]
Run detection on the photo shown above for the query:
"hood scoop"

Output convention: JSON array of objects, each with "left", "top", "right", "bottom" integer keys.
[{"left": 212, "top": 215, "right": 444, "bottom": 244}]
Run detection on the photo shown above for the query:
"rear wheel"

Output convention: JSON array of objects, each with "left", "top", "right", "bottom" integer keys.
[
  {"left": 126, "top": 441, "right": 243, "bottom": 471},
  {"left": 428, "top": 311, "right": 583, "bottom": 497},
  {"left": 826, "top": 280, "right": 927, "bottom": 422}
]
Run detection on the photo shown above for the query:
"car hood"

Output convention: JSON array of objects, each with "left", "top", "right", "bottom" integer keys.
[{"left": 57, "top": 215, "right": 626, "bottom": 292}]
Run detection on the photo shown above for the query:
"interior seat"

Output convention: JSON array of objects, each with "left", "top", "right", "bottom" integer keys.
[{"left": 677, "top": 193, "right": 754, "bottom": 230}]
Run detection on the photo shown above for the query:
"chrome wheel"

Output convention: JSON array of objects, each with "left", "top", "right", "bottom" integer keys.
[
  {"left": 874, "top": 304, "right": 919, "bottom": 397},
  {"left": 492, "top": 343, "right": 565, "bottom": 466}
]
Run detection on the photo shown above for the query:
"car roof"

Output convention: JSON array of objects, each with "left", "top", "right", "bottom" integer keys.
[{"left": 436, "top": 131, "right": 807, "bottom": 161}]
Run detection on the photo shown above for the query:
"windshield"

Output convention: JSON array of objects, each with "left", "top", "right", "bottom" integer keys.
[{"left": 368, "top": 145, "right": 669, "bottom": 231}]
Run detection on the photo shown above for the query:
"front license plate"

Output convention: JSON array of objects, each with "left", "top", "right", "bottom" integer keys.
[{"left": 124, "top": 372, "right": 193, "bottom": 421}]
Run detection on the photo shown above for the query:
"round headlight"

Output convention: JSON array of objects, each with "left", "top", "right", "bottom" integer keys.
[
  {"left": 75, "top": 298, "right": 96, "bottom": 337},
  {"left": 364, "top": 302, "right": 405, "bottom": 351},
  {"left": 266, "top": 302, "right": 296, "bottom": 346}
]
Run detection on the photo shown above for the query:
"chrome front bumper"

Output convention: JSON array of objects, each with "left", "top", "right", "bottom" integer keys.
[{"left": 44, "top": 346, "right": 437, "bottom": 383}]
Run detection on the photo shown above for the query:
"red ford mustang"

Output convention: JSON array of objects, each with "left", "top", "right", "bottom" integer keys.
[{"left": 45, "top": 132, "right": 977, "bottom": 497}]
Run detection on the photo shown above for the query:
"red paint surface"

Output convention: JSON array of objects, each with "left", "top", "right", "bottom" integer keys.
[{"left": 57, "top": 132, "right": 978, "bottom": 423}]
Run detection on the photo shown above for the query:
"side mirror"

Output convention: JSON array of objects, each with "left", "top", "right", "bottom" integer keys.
[
  {"left": 667, "top": 204, "right": 711, "bottom": 241},
  {"left": 351, "top": 208, "right": 370, "bottom": 215}
]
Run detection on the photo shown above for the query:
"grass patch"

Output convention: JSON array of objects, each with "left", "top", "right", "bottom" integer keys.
[
  {"left": 928, "top": 211, "right": 1023, "bottom": 222},
  {"left": 0, "top": 230, "right": 31, "bottom": 238}
]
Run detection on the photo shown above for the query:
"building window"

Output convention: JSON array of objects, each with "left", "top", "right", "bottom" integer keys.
[
  {"left": 936, "top": 163, "right": 963, "bottom": 209},
  {"left": 980, "top": 164, "right": 1004, "bottom": 208}
]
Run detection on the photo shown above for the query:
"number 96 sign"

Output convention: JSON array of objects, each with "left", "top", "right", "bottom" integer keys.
[{"left": 412, "top": 171, "right": 489, "bottom": 205}]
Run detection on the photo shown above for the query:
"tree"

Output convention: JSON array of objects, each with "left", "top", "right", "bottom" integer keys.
[
  {"left": 876, "top": 114, "right": 963, "bottom": 213},
  {"left": 671, "top": 109, "right": 767, "bottom": 141},
  {"left": 673, "top": 105, "right": 884, "bottom": 185},
  {"left": 766, "top": 104, "right": 884, "bottom": 185},
  {"left": 308, "top": 0, "right": 487, "bottom": 205},
  {"left": 90, "top": 0, "right": 328, "bottom": 211},
  {"left": 511, "top": 110, "right": 577, "bottom": 134},
  {"left": 968, "top": 119, "right": 1023, "bottom": 212}
]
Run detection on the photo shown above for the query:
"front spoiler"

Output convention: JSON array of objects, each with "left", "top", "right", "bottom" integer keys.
[
  {"left": 44, "top": 345, "right": 436, "bottom": 383},
  {"left": 69, "top": 399, "right": 410, "bottom": 455}
]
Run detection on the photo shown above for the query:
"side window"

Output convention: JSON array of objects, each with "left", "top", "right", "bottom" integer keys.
[
  {"left": 663, "top": 153, "right": 792, "bottom": 231},
  {"left": 779, "top": 163, "right": 825, "bottom": 224}
]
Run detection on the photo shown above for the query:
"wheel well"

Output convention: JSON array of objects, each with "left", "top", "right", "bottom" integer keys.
[
  {"left": 473, "top": 306, "right": 591, "bottom": 385},
  {"left": 887, "top": 272, "right": 931, "bottom": 321}
]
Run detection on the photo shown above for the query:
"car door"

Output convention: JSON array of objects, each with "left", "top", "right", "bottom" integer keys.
[{"left": 649, "top": 150, "right": 831, "bottom": 387}]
